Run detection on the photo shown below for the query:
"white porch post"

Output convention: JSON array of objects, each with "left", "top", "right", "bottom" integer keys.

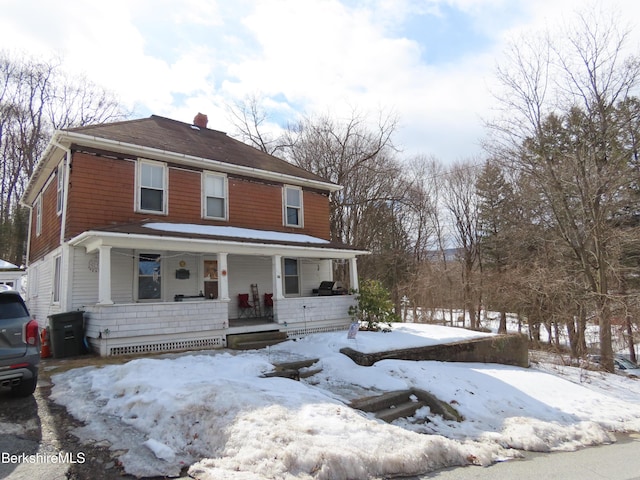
[
  {"left": 97, "top": 245, "right": 113, "bottom": 305},
  {"left": 349, "top": 257, "right": 359, "bottom": 292},
  {"left": 272, "top": 254, "right": 283, "bottom": 300},
  {"left": 218, "top": 253, "right": 229, "bottom": 300}
]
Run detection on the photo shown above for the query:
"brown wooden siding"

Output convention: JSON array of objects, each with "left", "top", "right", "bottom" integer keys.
[
  {"left": 168, "top": 167, "right": 201, "bottom": 221},
  {"left": 28, "top": 174, "right": 62, "bottom": 263},
  {"left": 65, "top": 152, "right": 137, "bottom": 238},
  {"left": 61, "top": 151, "right": 331, "bottom": 242}
]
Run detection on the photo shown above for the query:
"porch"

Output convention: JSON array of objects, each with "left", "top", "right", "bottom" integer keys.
[
  {"left": 67, "top": 223, "right": 366, "bottom": 356},
  {"left": 83, "top": 295, "right": 357, "bottom": 356}
]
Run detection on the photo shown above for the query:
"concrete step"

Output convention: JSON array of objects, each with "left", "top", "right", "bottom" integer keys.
[
  {"left": 232, "top": 338, "right": 288, "bottom": 350},
  {"left": 262, "top": 358, "right": 322, "bottom": 381},
  {"left": 227, "top": 331, "right": 288, "bottom": 349},
  {"left": 350, "top": 390, "right": 415, "bottom": 413},
  {"left": 273, "top": 359, "right": 319, "bottom": 370},
  {"left": 375, "top": 400, "right": 427, "bottom": 423},
  {"left": 350, "top": 388, "right": 463, "bottom": 423},
  {"left": 262, "top": 368, "right": 300, "bottom": 380}
]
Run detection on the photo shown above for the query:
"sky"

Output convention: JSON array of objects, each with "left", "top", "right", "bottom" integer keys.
[
  {"left": 2, "top": 0, "right": 640, "bottom": 162},
  {"left": 39, "top": 321, "right": 640, "bottom": 479}
]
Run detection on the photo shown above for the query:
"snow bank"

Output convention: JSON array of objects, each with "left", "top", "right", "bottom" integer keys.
[{"left": 49, "top": 324, "right": 640, "bottom": 479}]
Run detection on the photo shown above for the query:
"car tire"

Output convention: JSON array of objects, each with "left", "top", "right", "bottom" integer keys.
[{"left": 11, "top": 375, "right": 38, "bottom": 397}]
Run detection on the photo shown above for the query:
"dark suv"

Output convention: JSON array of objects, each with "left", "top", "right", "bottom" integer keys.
[{"left": 0, "top": 286, "right": 39, "bottom": 396}]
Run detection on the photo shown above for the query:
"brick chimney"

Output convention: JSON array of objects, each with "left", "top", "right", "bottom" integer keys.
[{"left": 193, "top": 113, "right": 208, "bottom": 129}]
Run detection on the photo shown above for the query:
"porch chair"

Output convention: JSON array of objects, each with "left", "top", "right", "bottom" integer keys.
[
  {"left": 237, "top": 293, "right": 254, "bottom": 318},
  {"left": 264, "top": 293, "right": 274, "bottom": 319}
]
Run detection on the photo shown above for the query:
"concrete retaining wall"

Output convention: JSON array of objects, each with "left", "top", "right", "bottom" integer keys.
[{"left": 340, "top": 333, "right": 529, "bottom": 368}]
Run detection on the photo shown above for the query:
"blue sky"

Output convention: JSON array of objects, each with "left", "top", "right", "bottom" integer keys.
[{"left": 1, "top": 0, "right": 639, "bottom": 162}]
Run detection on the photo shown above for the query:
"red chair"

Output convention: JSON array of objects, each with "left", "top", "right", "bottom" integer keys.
[
  {"left": 238, "top": 293, "right": 254, "bottom": 318},
  {"left": 264, "top": 293, "right": 274, "bottom": 319}
]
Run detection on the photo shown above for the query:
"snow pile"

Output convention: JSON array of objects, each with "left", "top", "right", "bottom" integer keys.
[{"left": 49, "top": 324, "right": 640, "bottom": 479}]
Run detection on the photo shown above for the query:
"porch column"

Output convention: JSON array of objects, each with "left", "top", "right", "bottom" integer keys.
[
  {"left": 218, "top": 252, "right": 229, "bottom": 300},
  {"left": 97, "top": 245, "right": 113, "bottom": 305},
  {"left": 349, "top": 257, "right": 359, "bottom": 292},
  {"left": 272, "top": 254, "right": 284, "bottom": 300}
]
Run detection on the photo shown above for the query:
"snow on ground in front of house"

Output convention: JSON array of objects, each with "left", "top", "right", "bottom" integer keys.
[{"left": 49, "top": 323, "right": 640, "bottom": 479}]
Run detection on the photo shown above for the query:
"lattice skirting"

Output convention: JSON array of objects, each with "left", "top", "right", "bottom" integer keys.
[
  {"left": 106, "top": 336, "right": 225, "bottom": 356},
  {"left": 285, "top": 324, "right": 349, "bottom": 339}
]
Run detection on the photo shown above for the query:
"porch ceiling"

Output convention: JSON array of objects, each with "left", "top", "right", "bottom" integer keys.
[{"left": 68, "top": 222, "right": 369, "bottom": 259}]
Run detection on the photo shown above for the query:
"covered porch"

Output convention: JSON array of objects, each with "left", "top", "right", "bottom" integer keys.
[{"left": 67, "top": 222, "right": 366, "bottom": 356}]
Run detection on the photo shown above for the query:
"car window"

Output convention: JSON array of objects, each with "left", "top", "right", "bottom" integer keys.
[
  {"left": 616, "top": 357, "right": 638, "bottom": 370},
  {"left": 0, "top": 294, "right": 30, "bottom": 320}
]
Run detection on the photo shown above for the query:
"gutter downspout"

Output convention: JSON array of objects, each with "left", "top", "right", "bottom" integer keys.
[
  {"left": 52, "top": 140, "right": 71, "bottom": 245},
  {"left": 22, "top": 204, "right": 33, "bottom": 271},
  {"left": 52, "top": 141, "right": 72, "bottom": 311}
]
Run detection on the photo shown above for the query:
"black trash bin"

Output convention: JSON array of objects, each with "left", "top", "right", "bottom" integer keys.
[{"left": 48, "top": 311, "right": 85, "bottom": 358}]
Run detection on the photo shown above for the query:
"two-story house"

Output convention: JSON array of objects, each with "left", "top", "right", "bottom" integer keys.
[{"left": 21, "top": 114, "right": 366, "bottom": 356}]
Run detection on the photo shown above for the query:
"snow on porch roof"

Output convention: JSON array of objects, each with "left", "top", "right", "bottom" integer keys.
[
  {"left": 143, "top": 222, "right": 331, "bottom": 244},
  {"left": 69, "top": 221, "right": 368, "bottom": 257},
  {"left": 0, "top": 259, "right": 20, "bottom": 269}
]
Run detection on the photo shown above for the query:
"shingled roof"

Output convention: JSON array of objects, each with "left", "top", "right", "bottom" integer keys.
[{"left": 65, "top": 115, "right": 332, "bottom": 185}]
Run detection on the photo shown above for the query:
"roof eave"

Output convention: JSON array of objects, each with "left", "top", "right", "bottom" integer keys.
[
  {"left": 68, "top": 230, "right": 369, "bottom": 258},
  {"left": 57, "top": 131, "right": 343, "bottom": 192},
  {"left": 21, "top": 131, "right": 66, "bottom": 206}
]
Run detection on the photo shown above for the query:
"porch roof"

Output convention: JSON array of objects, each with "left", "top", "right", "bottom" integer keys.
[{"left": 68, "top": 221, "right": 369, "bottom": 259}]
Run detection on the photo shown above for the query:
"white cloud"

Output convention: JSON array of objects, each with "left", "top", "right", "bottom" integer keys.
[{"left": 2, "top": 0, "right": 640, "bottom": 162}]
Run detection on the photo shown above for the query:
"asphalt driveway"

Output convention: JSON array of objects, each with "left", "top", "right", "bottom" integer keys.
[{"left": 0, "top": 355, "right": 189, "bottom": 480}]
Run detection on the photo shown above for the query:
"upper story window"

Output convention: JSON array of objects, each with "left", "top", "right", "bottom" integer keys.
[
  {"left": 203, "top": 172, "right": 227, "bottom": 220},
  {"left": 137, "top": 159, "right": 167, "bottom": 214},
  {"left": 284, "top": 185, "right": 303, "bottom": 227},
  {"left": 56, "top": 163, "right": 64, "bottom": 215},
  {"left": 52, "top": 255, "right": 62, "bottom": 304},
  {"left": 35, "top": 195, "right": 42, "bottom": 237}
]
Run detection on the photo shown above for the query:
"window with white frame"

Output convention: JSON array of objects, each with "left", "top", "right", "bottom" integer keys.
[
  {"left": 137, "top": 160, "right": 167, "bottom": 213},
  {"left": 53, "top": 255, "right": 62, "bottom": 304},
  {"left": 29, "top": 265, "right": 38, "bottom": 299},
  {"left": 284, "top": 186, "right": 303, "bottom": 227},
  {"left": 138, "top": 253, "right": 162, "bottom": 300},
  {"left": 203, "top": 172, "right": 227, "bottom": 220},
  {"left": 35, "top": 195, "right": 42, "bottom": 236},
  {"left": 283, "top": 258, "right": 300, "bottom": 295},
  {"left": 56, "top": 163, "right": 64, "bottom": 215}
]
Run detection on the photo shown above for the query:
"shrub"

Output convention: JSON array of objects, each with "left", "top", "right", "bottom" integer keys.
[{"left": 348, "top": 279, "right": 400, "bottom": 331}]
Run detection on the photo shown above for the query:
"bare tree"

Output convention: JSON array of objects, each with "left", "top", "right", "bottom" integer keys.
[
  {"left": 280, "top": 110, "right": 404, "bottom": 294},
  {"left": 0, "top": 50, "right": 128, "bottom": 264},
  {"left": 283, "top": 110, "right": 400, "bottom": 246},
  {"left": 443, "top": 160, "right": 482, "bottom": 329},
  {"left": 486, "top": 7, "right": 640, "bottom": 371},
  {"left": 226, "top": 93, "right": 291, "bottom": 156}
]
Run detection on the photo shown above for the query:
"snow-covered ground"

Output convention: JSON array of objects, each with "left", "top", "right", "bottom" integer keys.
[{"left": 49, "top": 323, "right": 640, "bottom": 479}]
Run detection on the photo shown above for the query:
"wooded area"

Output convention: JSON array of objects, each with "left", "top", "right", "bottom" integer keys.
[
  {"left": 2, "top": 7, "right": 638, "bottom": 371},
  {"left": 229, "top": 9, "right": 640, "bottom": 371},
  {"left": 0, "top": 51, "right": 127, "bottom": 265}
]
